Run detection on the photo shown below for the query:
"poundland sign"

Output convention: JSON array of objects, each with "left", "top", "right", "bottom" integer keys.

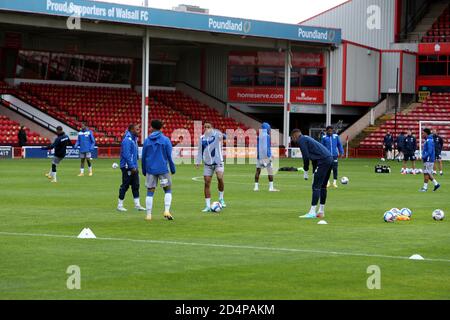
[{"left": 0, "top": 0, "right": 341, "bottom": 45}]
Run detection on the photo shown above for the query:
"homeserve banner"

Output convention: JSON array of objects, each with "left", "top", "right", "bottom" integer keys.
[{"left": 0, "top": 0, "right": 341, "bottom": 45}]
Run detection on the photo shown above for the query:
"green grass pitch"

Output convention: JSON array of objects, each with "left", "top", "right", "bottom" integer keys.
[{"left": 0, "top": 158, "right": 449, "bottom": 300}]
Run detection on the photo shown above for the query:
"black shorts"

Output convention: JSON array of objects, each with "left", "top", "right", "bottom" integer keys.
[
  {"left": 404, "top": 153, "right": 416, "bottom": 161},
  {"left": 436, "top": 153, "right": 442, "bottom": 161},
  {"left": 384, "top": 146, "right": 392, "bottom": 152}
]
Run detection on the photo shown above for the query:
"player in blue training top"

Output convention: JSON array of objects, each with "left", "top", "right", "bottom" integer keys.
[
  {"left": 43, "top": 126, "right": 73, "bottom": 183},
  {"left": 420, "top": 128, "right": 440, "bottom": 192},
  {"left": 74, "top": 123, "right": 96, "bottom": 177},
  {"left": 291, "top": 129, "right": 333, "bottom": 219},
  {"left": 195, "top": 122, "right": 226, "bottom": 212},
  {"left": 142, "top": 119, "right": 176, "bottom": 221},
  {"left": 117, "top": 124, "right": 145, "bottom": 213},
  {"left": 321, "top": 126, "right": 344, "bottom": 188},
  {"left": 254, "top": 122, "right": 279, "bottom": 192}
]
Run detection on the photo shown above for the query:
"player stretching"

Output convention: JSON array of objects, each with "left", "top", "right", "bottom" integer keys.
[
  {"left": 142, "top": 120, "right": 176, "bottom": 221},
  {"left": 74, "top": 124, "right": 95, "bottom": 177},
  {"left": 420, "top": 128, "right": 440, "bottom": 192},
  {"left": 291, "top": 129, "right": 332, "bottom": 219},
  {"left": 254, "top": 122, "right": 279, "bottom": 192},
  {"left": 321, "top": 126, "right": 344, "bottom": 188},
  {"left": 196, "top": 122, "right": 226, "bottom": 212},
  {"left": 433, "top": 130, "right": 444, "bottom": 176},
  {"left": 43, "top": 126, "right": 73, "bottom": 183},
  {"left": 117, "top": 124, "right": 145, "bottom": 212}
]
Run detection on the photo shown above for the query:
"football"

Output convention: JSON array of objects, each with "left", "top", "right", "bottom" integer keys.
[
  {"left": 432, "top": 209, "right": 445, "bottom": 221},
  {"left": 390, "top": 208, "right": 401, "bottom": 216},
  {"left": 340, "top": 177, "right": 349, "bottom": 185},
  {"left": 211, "top": 201, "right": 223, "bottom": 213},
  {"left": 400, "top": 208, "right": 412, "bottom": 218},
  {"left": 112, "top": 163, "right": 119, "bottom": 169},
  {"left": 383, "top": 211, "right": 396, "bottom": 223}
]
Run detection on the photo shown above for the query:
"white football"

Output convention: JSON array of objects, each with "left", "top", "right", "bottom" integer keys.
[
  {"left": 380, "top": 158, "right": 386, "bottom": 162},
  {"left": 340, "top": 177, "right": 349, "bottom": 185},
  {"left": 112, "top": 162, "right": 119, "bottom": 169},
  {"left": 211, "top": 201, "right": 223, "bottom": 213},
  {"left": 432, "top": 209, "right": 445, "bottom": 221},
  {"left": 384, "top": 211, "right": 396, "bottom": 223},
  {"left": 400, "top": 208, "right": 412, "bottom": 218}
]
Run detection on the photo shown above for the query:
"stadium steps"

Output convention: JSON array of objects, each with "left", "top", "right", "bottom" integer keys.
[
  {"left": 407, "top": 1, "right": 449, "bottom": 42},
  {"left": 349, "top": 117, "right": 387, "bottom": 148},
  {"left": 358, "top": 93, "right": 450, "bottom": 149}
]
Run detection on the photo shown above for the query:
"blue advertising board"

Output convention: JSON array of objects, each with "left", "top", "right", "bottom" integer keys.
[
  {"left": 0, "top": 146, "right": 13, "bottom": 159},
  {"left": 0, "top": 0, "right": 341, "bottom": 45},
  {"left": 24, "top": 147, "right": 98, "bottom": 159}
]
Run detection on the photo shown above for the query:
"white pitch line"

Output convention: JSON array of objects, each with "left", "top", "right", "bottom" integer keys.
[{"left": 0, "top": 231, "right": 449, "bottom": 263}]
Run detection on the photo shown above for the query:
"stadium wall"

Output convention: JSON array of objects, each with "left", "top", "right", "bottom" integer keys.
[
  {"left": 204, "top": 47, "right": 228, "bottom": 102},
  {"left": 176, "top": 48, "right": 201, "bottom": 89},
  {"left": 17, "top": 32, "right": 142, "bottom": 59},
  {"left": 401, "top": 52, "right": 416, "bottom": 94},
  {"left": 381, "top": 51, "right": 416, "bottom": 94},
  {"left": 381, "top": 51, "right": 401, "bottom": 93},
  {"left": 300, "top": 0, "right": 396, "bottom": 50},
  {"left": 342, "top": 41, "right": 381, "bottom": 105},
  {"left": 330, "top": 46, "right": 343, "bottom": 105}
]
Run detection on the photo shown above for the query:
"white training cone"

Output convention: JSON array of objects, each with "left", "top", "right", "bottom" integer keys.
[
  {"left": 77, "top": 228, "right": 96, "bottom": 239},
  {"left": 317, "top": 220, "right": 328, "bottom": 225},
  {"left": 409, "top": 254, "right": 424, "bottom": 260}
]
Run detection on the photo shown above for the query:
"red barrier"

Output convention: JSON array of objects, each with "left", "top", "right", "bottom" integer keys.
[{"left": 98, "top": 146, "right": 121, "bottom": 158}]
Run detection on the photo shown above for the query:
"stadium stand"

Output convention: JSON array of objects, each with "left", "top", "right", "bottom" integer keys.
[
  {"left": 0, "top": 114, "right": 50, "bottom": 146},
  {"left": 422, "top": 5, "right": 450, "bottom": 43},
  {"left": 151, "top": 90, "right": 249, "bottom": 133},
  {"left": 6, "top": 83, "right": 249, "bottom": 146},
  {"left": 359, "top": 93, "right": 450, "bottom": 149}
]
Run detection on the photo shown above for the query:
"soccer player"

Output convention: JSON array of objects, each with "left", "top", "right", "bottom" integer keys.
[
  {"left": 254, "top": 122, "right": 279, "bottom": 192},
  {"left": 141, "top": 120, "right": 176, "bottom": 221},
  {"left": 291, "top": 129, "right": 333, "bottom": 219},
  {"left": 433, "top": 129, "right": 444, "bottom": 176},
  {"left": 42, "top": 126, "right": 73, "bottom": 183},
  {"left": 195, "top": 122, "right": 226, "bottom": 212},
  {"left": 74, "top": 124, "right": 95, "bottom": 177},
  {"left": 117, "top": 124, "right": 145, "bottom": 212},
  {"left": 420, "top": 128, "right": 440, "bottom": 192},
  {"left": 383, "top": 131, "right": 394, "bottom": 160},
  {"left": 402, "top": 130, "right": 417, "bottom": 174},
  {"left": 396, "top": 132, "right": 406, "bottom": 162},
  {"left": 321, "top": 126, "right": 344, "bottom": 188}
]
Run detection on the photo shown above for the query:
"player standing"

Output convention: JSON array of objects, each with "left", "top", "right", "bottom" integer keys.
[
  {"left": 420, "top": 128, "right": 440, "bottom": 192},
  {"left": 43, "top": 126, "right": 73, "bottom": 183},
  {"left": 117, "top": 124, "right": 145, "bottom": 212},
  {"left": 321, "top": 126, "right": 344, "bottom": 188},
  {"left": 402, "top": 130, "right": 417, "bottom": 174},
  {"left": 383, "top": 131, "right": 394, "bottom": 160},
  {"left": 291, "top": 129, "right": 333, "bottom": 219},
  {"left": 141, "top": 120, "right": 176, "bottom": 221},
  {"left": 433, "top": 129, "right": 444, "bottom": 176},
  {"left": 195, "top": 122, "right": 226, "bottom": 212},
  {"left": 74, "top": 124, "right": 95, "bottom": 177},
  {"left": 254, "top": 122, "right": 279, "bottom": 192},
  {"left": 396, "top": 132, "right": 406, "bottom": 162}
]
